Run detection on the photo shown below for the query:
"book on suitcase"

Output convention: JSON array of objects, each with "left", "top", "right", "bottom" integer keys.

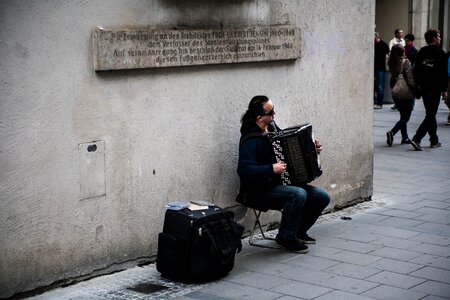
[{"left": 156, "top": 204, "right": 244, "bottom": 283}]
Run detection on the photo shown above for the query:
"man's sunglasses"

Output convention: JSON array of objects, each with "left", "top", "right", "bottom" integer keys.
[{"left": 261, "top": 108, "right": 275, "bottom": 116}]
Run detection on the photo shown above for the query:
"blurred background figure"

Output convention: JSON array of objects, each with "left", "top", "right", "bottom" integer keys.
[
  {"left": 404, "top": 33, "right": 418, "bottom": 67},
  {"left": 445, "top": 50, "right": 450, "bottom": 125},
  {"left": 374, "top": 32, "right": 390, "bottom": 109},
  {"left": 391, "top": 33, "right": 418, "bottom": 111},
  {"left": 389, "top": 28, "right": 405, "bottom": 50},
  {"left": 386, "top": 44, "right": 416, "bottom": 147}
]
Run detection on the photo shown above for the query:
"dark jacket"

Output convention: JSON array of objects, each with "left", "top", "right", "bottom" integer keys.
[
  {"left": 374, "top": 39, "right": 390, "bottom": 71},
  {"left": 414, "top": 44, "right": 448, "bottom": 93},
  {"left": 236, "top": 123, "right": 281, "bottom": 210},
  {"left": 405, "top": 45, "right": 419, "bottom": 66}
]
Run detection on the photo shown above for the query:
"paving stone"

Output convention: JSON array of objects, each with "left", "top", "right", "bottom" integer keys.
[
  {"left": 366, "top": 257, "right": 422, "bottom": 274},
  {"left": 321, "top": 274, "right": 379, "bottom": 294},
  {"left": 357, "top": 223, "right": 422, "bottom": 239},
  {"left": 415, "top": 214, "right": 450, "bottom": 225},
  {"left": 226, "top": 271, "right": 287, "bottom": 289},
  {"left": 318, "top": 236, "right": 382, "bottom": 254},
  {"left": 361, "top": 284, "right": 427, "bottom": 300},
  {"left": 333, "top": 231, "right": 379, "bottom": 243},
  {"left": 348, "top": 212, "right": 391, "bottom": 224},
  {"left": 368, "top": 247, "right": 423, "bottom": 261},
  {"left": 410, "top": 280, "right": 450, "bottom": 298},
  {"left": 416, "top": 223, "right": 450, "bottom": 237},
  {"left": 409, "top": 254, "right": 450, "bottom": 270},
  {"left": 273, "top": 296, "right": 300, "bottom": 300},
  {"left": 414, "top": 199, "right": 450, "bottom": 209},
  {"left": 270, "top": 280, "right": 331, "bottom": 299},
  {"left": 410, "top": 266, "right": 450, "bottom": 284},
  {"left": 370, "top": 235, "right": 423, "bottom": 250},
  {"left": 412, "top": 242, "right": 450, "bottom": 257},
  {"left": 284, "top": 253, "right": 341, "bottom": 270},
  {"left": 277, "top": 266, "right": 335, "bottom": 285},
  {"left": 420, "top": 295, "right": 450, "bottom": 300},
  {"left": 233, "top": 258, "right": 296, "bottom": 276},
  {"left": 410, "top": 233, "right": 450, "bottom": 246},
  {"left": 373, "top": 208, "right": 423, "bottom": 219},
  {"left": 190, "top": 281, "right": 281, "bottom": 300},
  {"left": 374, "top": 216, "right": 426, "bottom": 228},
  {"left": 419, "top": 207, "right": 450, "bottom": 217},
  {"left": 365, "top": 270, "right": 426, "bottom": 289},
  {"left": 314, "top": 290, "right": 376, "bottom": 300},
  {"left": 330, "top": 250, "right": 382, "bottom": 266},
  {"left": 323, "top": 262, "right": 382, "bottom": 279},
  {"left": 305, "top": 244, "right": 343, "bottom": 258}
]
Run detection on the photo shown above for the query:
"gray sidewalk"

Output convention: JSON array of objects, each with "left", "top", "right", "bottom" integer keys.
[{"left": 29, "top": 101, "right": 450, "bottom": 300}]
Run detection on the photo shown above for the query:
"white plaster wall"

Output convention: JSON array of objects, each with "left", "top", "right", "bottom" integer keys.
[{"left": 0, "top": 0, "right": 375, "bottom": 297}]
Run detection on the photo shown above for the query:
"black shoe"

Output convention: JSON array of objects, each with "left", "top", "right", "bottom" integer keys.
[
  {"left": 275, "top": 234, "right": 308, "bottom": 253},
  {"left": 391, "top": 105, "right": 397, "bottom": 111},
  {"left": 401, "top": 139, "right": 411, "bottom": 144},
  {"left": 386, "top": 131, "right": 393, "bottom": 146},
  {"left": 410, "top": 139, "right": 423, "bottom": 151},
  {"left": 298, "top": 234, "right": 316, "bottom": 244},
  {"left": 430, "top": 142, "right": 442, "bottom": 148}
]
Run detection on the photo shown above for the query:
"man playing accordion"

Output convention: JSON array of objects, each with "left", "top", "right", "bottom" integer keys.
[{"left": 237, "top": 95, "right": 330, "bottom": 253}]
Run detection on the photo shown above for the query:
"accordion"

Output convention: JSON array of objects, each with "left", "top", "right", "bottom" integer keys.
[{"left": 269, "top": 123, "right": 323, "bottom": 185}]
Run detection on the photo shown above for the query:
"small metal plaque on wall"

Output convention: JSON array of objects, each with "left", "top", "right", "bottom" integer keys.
[{"left": 92, "top": 26, "right": 300, "bottom": 71}]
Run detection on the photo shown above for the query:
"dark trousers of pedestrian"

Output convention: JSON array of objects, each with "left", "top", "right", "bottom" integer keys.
[
  {"left": 390, "top": 97, "right": 415, "bottom": 140},
  {"left": 413, "top": 91, "right": 441, "bottom": 145}
]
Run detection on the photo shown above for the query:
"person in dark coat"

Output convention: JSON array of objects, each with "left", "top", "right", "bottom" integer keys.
[
  {"left": 410, "top": 29, "right": 448, "bottom": 150},
  {"left": 374, "top": 32, "right": 390, "bottom": 109}
]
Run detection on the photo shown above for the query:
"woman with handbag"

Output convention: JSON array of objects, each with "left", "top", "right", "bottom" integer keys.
[{"left": 386, "top": 44, "right": 417, "bottom": 146}]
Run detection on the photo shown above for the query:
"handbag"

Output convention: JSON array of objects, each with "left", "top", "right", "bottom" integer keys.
[{"left": 391, "top": 59, "right": 414, "bottom": 99}]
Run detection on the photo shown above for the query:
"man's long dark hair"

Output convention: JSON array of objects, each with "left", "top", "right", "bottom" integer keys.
[{"left": 240, "top": 95, "right": 269, "bottom": 135}]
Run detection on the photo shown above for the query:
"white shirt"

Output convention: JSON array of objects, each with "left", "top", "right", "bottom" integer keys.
[{"left": 389, "top": 37, "right": 405, "bottom": 50}]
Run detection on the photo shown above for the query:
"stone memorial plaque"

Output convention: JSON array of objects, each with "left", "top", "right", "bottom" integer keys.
[{"left": 92, "top": 26, "right": 300, "bottom": 70}]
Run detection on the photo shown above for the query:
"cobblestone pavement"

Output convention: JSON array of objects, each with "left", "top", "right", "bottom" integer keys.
[{"left": 29, "top": 101, "right": 450, "bottom": 299}]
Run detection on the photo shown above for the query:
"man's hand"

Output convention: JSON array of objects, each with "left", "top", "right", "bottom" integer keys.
[
  {"left": 315, "top": 139, "right": 323, "bottom": 155},
  {"left": 273, "top": 162, "right": 287, "bottom": 175}
]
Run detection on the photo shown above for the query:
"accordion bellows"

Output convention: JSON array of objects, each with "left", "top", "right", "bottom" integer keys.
[{"left": 269, "top": 123, "right": 323, "bottom": 185}]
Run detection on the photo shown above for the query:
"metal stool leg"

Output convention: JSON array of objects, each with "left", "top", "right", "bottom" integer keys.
[{"left": 248, "top": 209, "right": 280, "bottom": 249}]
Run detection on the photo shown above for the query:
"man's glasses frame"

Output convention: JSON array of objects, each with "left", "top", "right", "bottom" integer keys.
[{"left": 261, "top": 108, "right": 275, "bottom": 116}]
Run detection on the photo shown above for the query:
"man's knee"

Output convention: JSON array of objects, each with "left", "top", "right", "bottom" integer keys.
[
  {"left": 320, "top": 192, "right": 331, "bottom": 208},
  {"left": 285, "top": 188, "right": 308, "bottom": 208}
]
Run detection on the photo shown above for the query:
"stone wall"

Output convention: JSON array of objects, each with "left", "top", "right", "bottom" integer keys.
[{"left": 0, "top": 0, "right": 375, "bottom": 297}]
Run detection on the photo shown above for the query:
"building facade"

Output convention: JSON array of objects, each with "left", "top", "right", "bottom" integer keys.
[
  {"left": 0, "top": 1, "right": 375, "bottom": 297},
  {"left": 376, "top": 0, "right": 450, "bottom": 50}
]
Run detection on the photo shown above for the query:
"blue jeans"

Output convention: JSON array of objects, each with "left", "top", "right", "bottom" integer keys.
[
  {"left": 390, "top": 97, "right": 415, "bottom": 140},
  {"left": 266, "top": 184, "right": 330, "bottom": 240},
  {"left": 374, "top": 71, "right": 386, "bottom": 106}
]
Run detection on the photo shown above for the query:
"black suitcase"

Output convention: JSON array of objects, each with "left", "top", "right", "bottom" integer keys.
[{"left": 156, "top": 205, "right": 244, "bottom": 283}]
